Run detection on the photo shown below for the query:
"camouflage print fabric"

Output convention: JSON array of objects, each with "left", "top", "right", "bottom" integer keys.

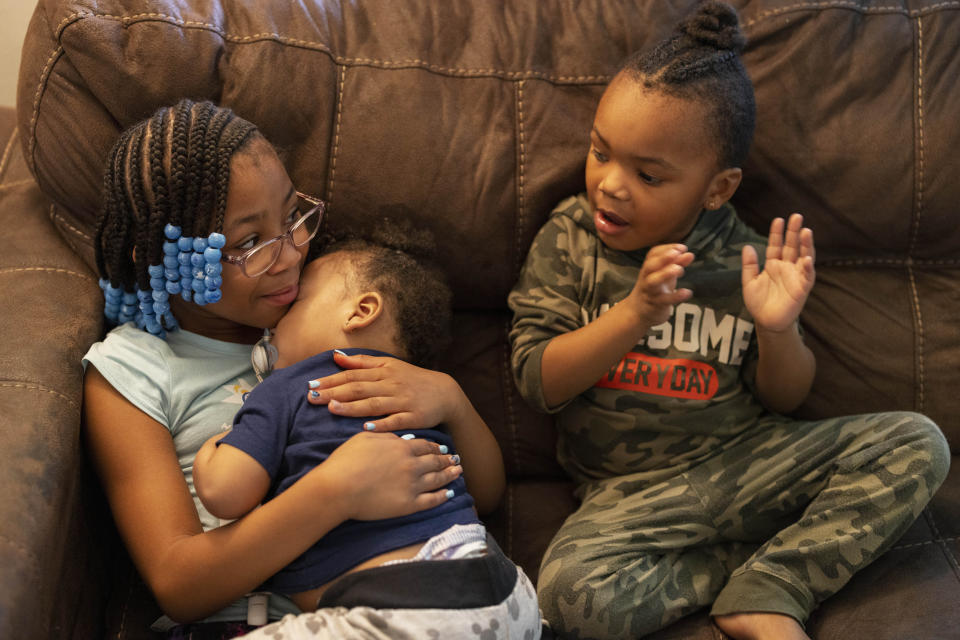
[
  {"left": 508, "top": 195, "right": 951, "bottom": 639},
  {"left": 509, "top": 195, "right": 770, "bottom": 488},
  {"left": 536, "top": 411, "right": 949, "bottom": 639}
]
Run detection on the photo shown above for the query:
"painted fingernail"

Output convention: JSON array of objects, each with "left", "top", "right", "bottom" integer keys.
[
  {"left": 329, "top": 399, "right": 341, "bottom": 410},
  {"left": 400, "top": 433, "right": 415, "bottom": 440},
  {"left": 450, "top": 454, "right": 461, "bottom": 465},
  {"left": 309, "top": 390, "right": 320, "bottom": 399},
  {"left": 364, "top": 422, "right": 376, "bottom": 431},
  {"left": 445, "top": 489, "right": 455, "bottom": 499},
  {"left": 438, "top": 445, "right": 449, "bottom": 454},
  {"left": 308, "top": 380, "right": 320, "bottom": 389},
  {"left": 334, "top": 349, "right": 347, "bottom": 356}
]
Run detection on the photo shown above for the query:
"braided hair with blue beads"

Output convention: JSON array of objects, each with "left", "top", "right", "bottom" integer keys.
[
  {"left": 94, "top": 99, "right": 260, "bottom": 336},
  {"left": 619, "top": 0, "right": 755, "bottom": 170}
]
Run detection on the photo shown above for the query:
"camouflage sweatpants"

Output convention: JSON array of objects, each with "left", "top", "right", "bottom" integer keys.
[{"left": 537, "top": 411, "right": 950, "bottom": 639}]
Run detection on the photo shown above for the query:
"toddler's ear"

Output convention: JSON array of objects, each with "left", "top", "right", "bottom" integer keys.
[
  {"left": 344, "top": 291, "right": 384, "bottom": 331},
  {"left": 704, "top": 167, "right": 742, "bottom": 210}
]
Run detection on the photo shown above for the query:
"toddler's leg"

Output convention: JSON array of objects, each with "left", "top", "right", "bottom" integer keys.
[
  {"left": 708, "top": 411, "right": 949, "bottom": 624},
  {"left": 537, "top": 472, "right": 757, "bottom": 639}
]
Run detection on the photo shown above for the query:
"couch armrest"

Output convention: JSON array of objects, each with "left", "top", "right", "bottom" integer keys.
[{"left": 0, "top": 105, "right": 105, "bottom": 638}]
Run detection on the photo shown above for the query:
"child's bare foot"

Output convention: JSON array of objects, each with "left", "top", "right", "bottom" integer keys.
[{"left": 713, "top": 613, "right": 811, "bottom": 640}]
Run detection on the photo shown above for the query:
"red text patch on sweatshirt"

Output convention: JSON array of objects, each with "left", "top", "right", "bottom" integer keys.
[{"left": 595, "top": 352, "right": 719, "bottom": 400}]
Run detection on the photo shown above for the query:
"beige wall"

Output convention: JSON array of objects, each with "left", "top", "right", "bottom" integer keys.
[{"left": 1, "top": 1, "right": 37, "bottom": 108}]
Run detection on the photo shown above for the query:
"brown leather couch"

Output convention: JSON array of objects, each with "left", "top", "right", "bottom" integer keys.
[{"left": 2, "top": 1, "right": 957, "bottom": 638}]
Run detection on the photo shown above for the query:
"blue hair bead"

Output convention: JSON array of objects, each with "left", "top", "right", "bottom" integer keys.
[
  {"left": 120, "top": 303, "right": 137, "bottom": 316},
  {"left": 149, "top": 277, "right": 165, "bottom": 291},
  {"left": 194, "top": 293, "right": 208, "bottom": 306},
  {"left": 207, "top": 232, "right": 226, "bottom": 249},
  {"left": 192, "top": 237, "right": 208, "bottom": 253},
  {"left": 152, "top": 300, "right": 170, "bottom": 315},
  {"left": 104, "top": 301, "right": 121, "bottom": 314},
  {"left": 164, "top": 268, "right": 180, "bottom": 280},
  {"left": 152, "top": 289, "right": 169, "bottom": 303},
  {"left": 191, "top": 278, "right": 206, "bottom": 293},
  {"left": 164, "top": 224, "right": 182, "bottom": 240},
  {"left": 204, "top": 262, "right": 222, "bottom": 277},
  {"left": 138, "top": 300, "right": 154, "bottom": 315},
  {"left": 148, "top": 264, "right": 163, "bottom": 278},
  {"left": 162, "top": 242, "right": 179, "bottom": 256},
  {"left": 163, "top": 255, "right": 179, "bottom": 269},
  {"left": 165, "top": 281, "right": 182, "bottom": 295},
  {"left": 179, "top": 265, "right": 192, "bottom": 278},
  {"left": 177, "top": 252, "right": 192, "bottom": 266},
  {"left": 203, "top": 247, "right": 221, "bottom": 263},
  {"left": 205, "top": 275, "right": 222, "bottom": 290},
  {"left": 121, "top": 292, "right": 136, "bottom": 305},
  {"left": 178, "top": 237, "right": 193, "bottom": 251},
  {"left": 190, "top": 252, "right": 205, "bottom": 268},
  {"left": 203, "top": 289, "right": 222, "bottom": 304},
  {"left": 181, "top": 289, "right": 193, "bottom": 302}
]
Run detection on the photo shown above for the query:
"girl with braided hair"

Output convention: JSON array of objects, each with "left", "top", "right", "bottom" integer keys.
[
  {"left": 82, "top": 99, "right": 499, "bottom": 637},
  {"left": 509, "top": 2, "right": 948, "bottom": 639}
]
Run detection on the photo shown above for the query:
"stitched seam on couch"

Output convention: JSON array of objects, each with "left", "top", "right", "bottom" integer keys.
[
  {"left": 924, "top": 508, "right": 960, "bottom": 581},
  {"left": 514, "top": 79, "right": 527, "bottom": 280},
  {"left": 0, "top": 179, "right": 36, "bottom": 193},
  {"left": 0, "top": 266, "right": 95, "bottom": 281},
  {"left": 0, "top": 381, "right": 76, "bottom": 406},
  {"left": 326, "top": 65, "right": 346, "bottom": 206},
  {"left": 0, "top": 127, "right": 18, "bottom": 180},
  {"left": 817, "top": 258, "right": 960, "bottom": 267},
  {"left": 50, "top": 204, "right": 92, "bottom": 241},
  {"left": 51, "top": 11, "right": 615, "bottom": 84},
  {"left": 740, "top": 0, "right": 960, "bottom": 29},
  {"left": 26, "top": 45, "right": 64, "bottom": 175},
  {"left": 891, "top": 537, "right": 959, "bottom": 551},
  {"left": 907, "top": 264, "right": 925, "bottom": 413},
  {"left": 910, "top": 17, "right": 926, "bottom": 259}
]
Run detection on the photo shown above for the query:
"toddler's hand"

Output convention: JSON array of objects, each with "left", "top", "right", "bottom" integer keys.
[
  {"left": 627, "top": 244, "right": 694, "bottom": 327},
  {"left": 742, "top": 213, "right": 816, "bottom": 333}
]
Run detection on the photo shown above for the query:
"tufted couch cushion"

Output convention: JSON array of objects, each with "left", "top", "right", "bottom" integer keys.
[{"left": 5, "top": 0, "right": 959, "bottom": 638}]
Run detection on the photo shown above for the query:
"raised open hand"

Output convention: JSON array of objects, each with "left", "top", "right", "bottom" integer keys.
[
  {"left": 627, "top": 243, "right": 695, "bottom": 327},
  {"left": 741, "top": 213, "right": 815, "bottom": 333}
]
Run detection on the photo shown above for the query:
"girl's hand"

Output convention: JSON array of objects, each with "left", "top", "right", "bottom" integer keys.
[
  {"left": 306, "top": 352, "right": 461, "bottom": 431},
  {"left": 742, "top": 213, "right": 816, "bottom": 333},
  {"left": 627, "top": 244, "right": 694, "bottom": 327},
  {"left": 317, "top": 431, "right": 463, "bottom": 521}
]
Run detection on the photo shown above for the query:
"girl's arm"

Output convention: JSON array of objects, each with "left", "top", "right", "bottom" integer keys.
[
  {"left": 193, "top": 433, "right": 270, "bottom": 521},
  {"left": 305, "top": 353, "right": 505, "bottom": 513},
  {"left": 84, "top": 365, "right": 460, "bottom": 623}
]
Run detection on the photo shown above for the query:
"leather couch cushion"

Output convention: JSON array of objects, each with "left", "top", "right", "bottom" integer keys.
[{"left": 19, "top": 1, "right": 959, "bottom": 453}]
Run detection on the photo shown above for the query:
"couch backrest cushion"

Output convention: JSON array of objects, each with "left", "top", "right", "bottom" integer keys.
[{"left": 18, "top": 0, "right": 960, "bottom": 451}]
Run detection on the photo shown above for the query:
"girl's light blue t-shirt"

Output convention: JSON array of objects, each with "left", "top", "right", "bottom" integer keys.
[{"left": 82, "top": 322, "right": 300, "bottom": 626}]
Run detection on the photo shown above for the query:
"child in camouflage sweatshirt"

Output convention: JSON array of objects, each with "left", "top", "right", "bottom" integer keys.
[{"left": 508, "top": 3, "right": 949, "bottom": 639}]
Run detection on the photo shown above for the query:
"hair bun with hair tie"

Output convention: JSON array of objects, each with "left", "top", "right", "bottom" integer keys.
[{"left": 677, "top": 1, "right": 746, "bottom": 54}]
